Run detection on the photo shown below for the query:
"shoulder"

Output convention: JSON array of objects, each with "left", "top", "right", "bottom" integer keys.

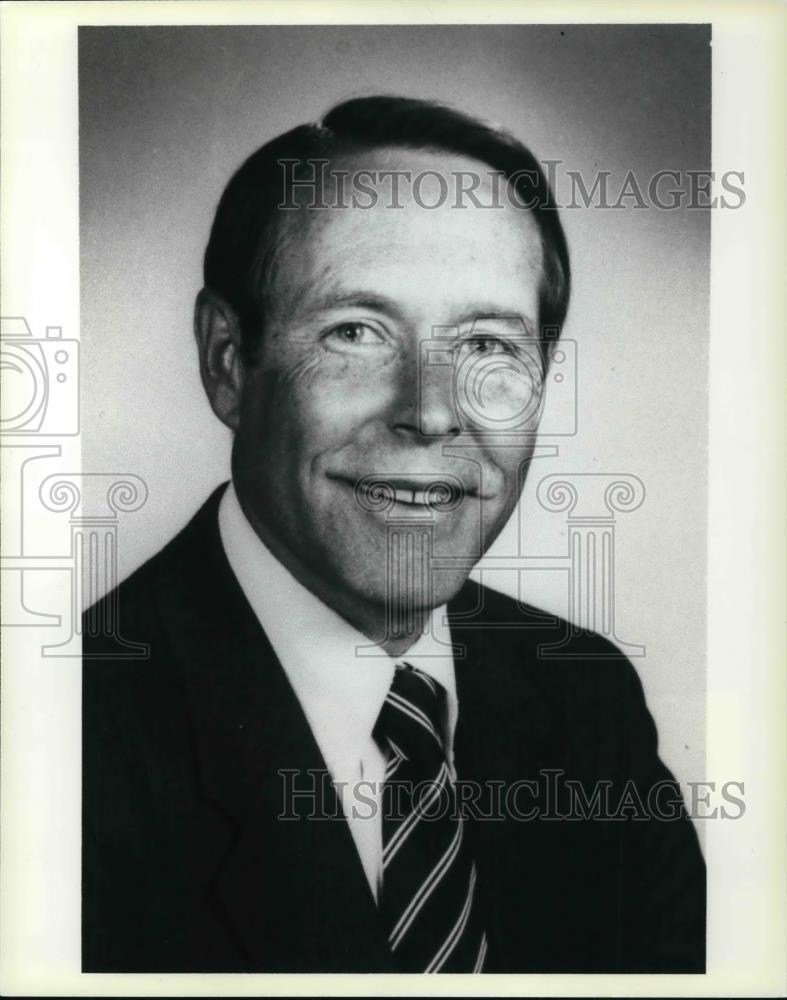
[
  {"left": 451, "top": 576, "right": 639, "bottom": 675},
  {"left": 450, "top": 580, "right": 679, "bottom": 792},
  {"left": 449, "top": 578, "right": 653, "bottom": 735},
  {"left": 81, "top": 485, "right": 230, "bottom": 745},
  {"left": 82, "top": 485, "right": 227, "bottom": 648}
]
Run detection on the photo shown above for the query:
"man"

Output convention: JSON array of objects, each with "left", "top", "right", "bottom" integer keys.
[{"left": 83, "top": 96, "right": 705, "bottom": 973}]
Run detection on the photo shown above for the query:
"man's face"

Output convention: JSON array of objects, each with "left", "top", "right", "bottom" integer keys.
[{"left": 232, "top": 148, "right": 545, "bottom": 627}]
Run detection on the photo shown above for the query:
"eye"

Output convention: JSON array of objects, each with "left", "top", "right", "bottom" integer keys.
[
  {"left": 325, "top": 322, "right": 386, "bottom": 347},
  {"left": 456, "top": 335, "right": 513, "bottom": 358}
]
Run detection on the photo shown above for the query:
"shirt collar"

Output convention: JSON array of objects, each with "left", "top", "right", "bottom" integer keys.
[{"left": 217, "top": 482, "right": 458, "bottom": 773}]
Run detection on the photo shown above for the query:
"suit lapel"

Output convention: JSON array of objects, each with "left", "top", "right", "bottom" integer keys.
[{"left": 157, "top": 489, "right": 396, "bottom": 971}]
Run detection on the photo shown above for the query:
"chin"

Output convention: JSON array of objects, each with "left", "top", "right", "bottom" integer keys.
[
  {"left": 343, "top": 560, "right": 472, "bottom": 615},
  {"left": 315, "top": 515, "right": 485, "bottom": 618}
]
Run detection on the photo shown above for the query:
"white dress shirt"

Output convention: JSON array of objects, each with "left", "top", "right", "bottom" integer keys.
[{"left": 218, "top": 482, "right": 458, "bottom": 901}]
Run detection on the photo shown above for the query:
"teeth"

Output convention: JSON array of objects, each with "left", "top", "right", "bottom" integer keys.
[
  {"left": 357, "top": 482, "right": 449, "bottom": 507},
  {"left": 367, "top": 486, "right": 432, "bottom": 506},
  {"left": 392, "top": 487, "right": 428, "bottom": 506}
]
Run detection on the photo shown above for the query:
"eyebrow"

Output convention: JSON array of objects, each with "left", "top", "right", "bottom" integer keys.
[
  {"left": 452, "top": 309, "right": 538, "bottom": 337},
  {"left": 298, "top": 288, "right": 537, "bottom": 336},
  {"left": 298, "top": 290, "right": 406, "bottom": 321}
]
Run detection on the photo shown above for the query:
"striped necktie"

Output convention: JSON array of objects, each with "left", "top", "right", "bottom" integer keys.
[{"left": 372, "top": 661, "right": 488, "bottom": 973}]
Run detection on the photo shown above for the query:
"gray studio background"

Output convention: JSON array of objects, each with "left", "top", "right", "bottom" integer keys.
[{"left": 79, "top": 25, "right": 710, "bottom": 793}]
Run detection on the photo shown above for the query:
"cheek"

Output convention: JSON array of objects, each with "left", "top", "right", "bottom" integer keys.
[
  {"left": 248, "top": 350, "right": 398, "bottom": 448},
  {"left": 482, "top": 439, "right": 537, "bottom": 517}
]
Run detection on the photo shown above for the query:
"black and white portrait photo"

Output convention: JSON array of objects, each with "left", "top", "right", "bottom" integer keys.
[
  {"left": 1, "top": 4, "right": 785, "bottom": 996},
  {"left": 79, "top": 23, "right": 711, "bottom": 974}
]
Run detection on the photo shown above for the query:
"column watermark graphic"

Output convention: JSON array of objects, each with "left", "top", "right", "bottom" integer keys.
[
  {"left": 1, "top": 316, "right": 148, "bottom": 657},
  {"left": 39, "top": 473, "right": 149, "bottom": 658}
]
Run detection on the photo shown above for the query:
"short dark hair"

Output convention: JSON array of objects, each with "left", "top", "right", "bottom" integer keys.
[{"left": 203, "top": 95, "right": 570, "bottom": 364}]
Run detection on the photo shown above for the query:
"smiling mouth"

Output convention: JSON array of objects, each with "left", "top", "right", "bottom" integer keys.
[{"left": 341, "top": 475, "right": 468, "bottom": 514}]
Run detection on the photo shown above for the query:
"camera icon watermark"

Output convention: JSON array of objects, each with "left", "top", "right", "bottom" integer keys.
[
  {"left": 0, "top": 317, "right": 79, "bottom": 436},
  {"left": 418, "top": 320, "right": 576, "bottom": 438}
]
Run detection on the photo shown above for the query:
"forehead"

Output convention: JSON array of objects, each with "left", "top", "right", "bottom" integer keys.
[{"left": 269, "top": 147, "right": 544, "bottom": 322}]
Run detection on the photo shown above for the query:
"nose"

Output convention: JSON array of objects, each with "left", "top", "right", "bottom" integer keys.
[{"left": 390, "top": 345, "right": 462, "bottom": 442}]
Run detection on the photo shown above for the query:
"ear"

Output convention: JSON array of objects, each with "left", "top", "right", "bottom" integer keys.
[{"left": 194, "top": 288, "right": 245, "bottom": 431}]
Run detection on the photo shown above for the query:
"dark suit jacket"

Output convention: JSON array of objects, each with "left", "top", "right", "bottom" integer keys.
[{"left": 83, "top": 485, "right": 705, "bottom": 973}]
